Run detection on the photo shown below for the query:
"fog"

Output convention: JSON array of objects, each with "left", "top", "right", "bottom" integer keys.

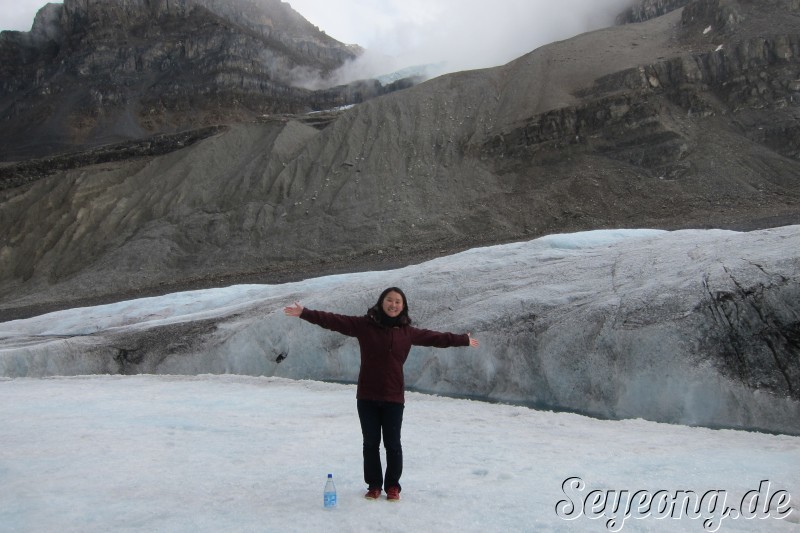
[
  {"left": 300, "top": 0, "right": 637, "bottom": 86},
  {"left": 2, "top": 0, "right": 637, "bottom": 86},
  {"left": 0, "top": 0, "right": 59, "bottom": 32}
]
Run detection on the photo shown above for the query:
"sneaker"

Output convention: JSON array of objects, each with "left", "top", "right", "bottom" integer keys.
[
  {"left": 386, "top": 487, "right": 401, "bottom": 501},
  {"left": 364, "top": 488, "right": 381, "bottom": 500}
]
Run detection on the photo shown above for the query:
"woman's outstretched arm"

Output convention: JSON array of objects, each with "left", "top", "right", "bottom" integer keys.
[
  {"left": 409, "top": 328, "right": 480, "bottom": 349},
  {"left": 283, "top": 302, "right": 363, "bottom": 337}
]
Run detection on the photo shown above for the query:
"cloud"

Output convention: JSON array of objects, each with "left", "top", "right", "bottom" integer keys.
[
  {"left": 293, "top": 0, "right": 635, "bottom": 85},
  {"left": 3, "top": 0, "right": 637, "bottom": 89},
  {"left": 0, "top": 0, "right": 59, "bottom": 32}
]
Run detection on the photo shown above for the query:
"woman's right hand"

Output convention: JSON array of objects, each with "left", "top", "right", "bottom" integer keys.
[
  {"left": 284, "top": 302, "right": 304, "bottom": 317},
  {"left": 467, "top": 333, "right": 480, "bottom": 348}
]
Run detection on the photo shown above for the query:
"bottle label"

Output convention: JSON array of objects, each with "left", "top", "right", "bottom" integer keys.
[{"left": 324, "top": 492, "right": 337, "bottom": 508}]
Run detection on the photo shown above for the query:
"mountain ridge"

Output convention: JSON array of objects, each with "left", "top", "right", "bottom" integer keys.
[
  {"left": 0, "top": 0, "right": 375, "bottom": 159},
  {"left": 1, "top": 0, "right": 799, "bottom": 320}
]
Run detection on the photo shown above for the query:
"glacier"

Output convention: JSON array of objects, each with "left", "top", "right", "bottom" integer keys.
[{"left": 1, "top": 227, "right": 798, "bottom": 434}]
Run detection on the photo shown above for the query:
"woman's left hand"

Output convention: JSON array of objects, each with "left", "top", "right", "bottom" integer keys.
[{"left": 284, "top": 302, "right": 304, "bottom": 317}]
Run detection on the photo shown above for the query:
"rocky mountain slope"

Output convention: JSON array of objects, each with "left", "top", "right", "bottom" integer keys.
[
  {"left": 1, "top": 0, "right": 800, "bottom": 320},
  {"left": 0, "top": 0, "right": 400, "bottom": 160}
]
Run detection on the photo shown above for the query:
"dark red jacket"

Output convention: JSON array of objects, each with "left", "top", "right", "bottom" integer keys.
[{"left": 300, "top": 308, "right": 470, "bottom": 404}]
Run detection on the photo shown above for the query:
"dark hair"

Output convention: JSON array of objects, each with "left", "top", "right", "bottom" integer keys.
[{"left": 367, "top": 287, "right": 412, "bottom": 327}]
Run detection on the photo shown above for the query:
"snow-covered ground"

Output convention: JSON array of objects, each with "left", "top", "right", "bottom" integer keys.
[
  {"left": 0, "top": 374, "right": 798, "bottom": 533},
  {"left": 1, "top": 227, "right": 799, "bottom": 531}
]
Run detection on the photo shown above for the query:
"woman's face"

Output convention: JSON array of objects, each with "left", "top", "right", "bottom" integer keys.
[{"left": 381, "top": 291, "right": 405, "bottom": 318}]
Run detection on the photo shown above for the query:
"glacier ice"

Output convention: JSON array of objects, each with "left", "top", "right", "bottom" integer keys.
[{"left": 1, "top": 227, "right": 799, "bottom": 434}]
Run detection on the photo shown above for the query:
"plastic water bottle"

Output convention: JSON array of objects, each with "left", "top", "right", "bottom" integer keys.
[{"left": 323, "top": 473, "right": 337, "bottom": 509}]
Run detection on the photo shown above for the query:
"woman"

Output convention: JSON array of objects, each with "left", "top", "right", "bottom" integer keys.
[{"left": 284, "top": 287, "right": 479, "bottom": 502}]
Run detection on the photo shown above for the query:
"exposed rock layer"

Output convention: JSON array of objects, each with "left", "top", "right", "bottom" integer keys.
[{"left": 0, "top": 0, "right": 367, "bottom": 159}]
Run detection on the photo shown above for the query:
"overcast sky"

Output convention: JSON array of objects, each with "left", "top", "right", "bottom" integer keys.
[{"left": 1, "top": 0, "right": 633, "bottom": 76}]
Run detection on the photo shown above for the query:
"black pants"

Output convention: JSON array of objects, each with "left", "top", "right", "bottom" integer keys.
[{"left": 357, "top": 399, "right": 404, "bottom": 492}]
